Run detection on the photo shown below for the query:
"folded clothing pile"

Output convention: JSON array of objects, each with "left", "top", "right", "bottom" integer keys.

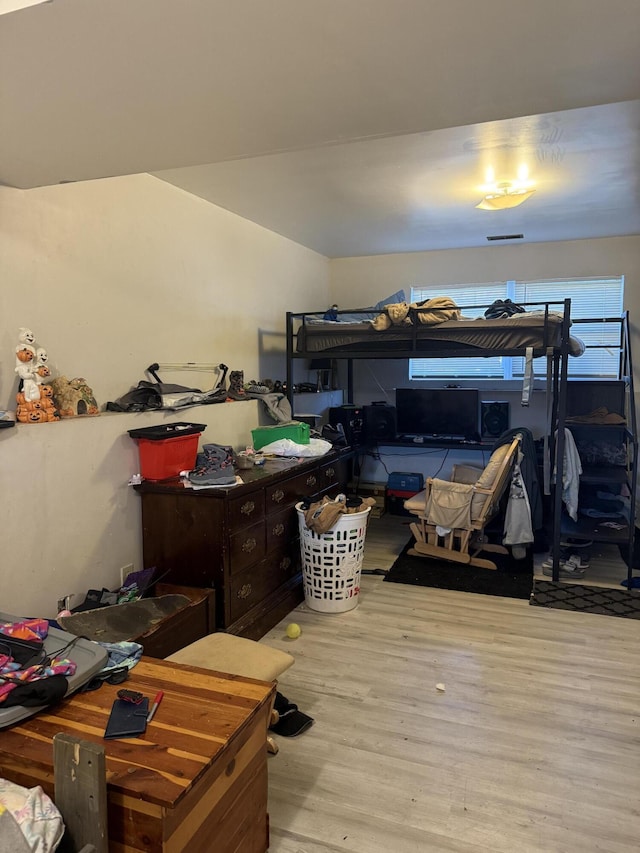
[{"left": 301, "top": 494, "right": 376, "bottom": 534}]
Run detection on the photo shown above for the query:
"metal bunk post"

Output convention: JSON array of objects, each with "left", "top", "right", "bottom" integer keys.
[
  {"left": 622, "top": 311, "right": 637, "bottom": 585},
  {"left": 550, "top": 298, "right": 571, "bottom": 581},
  {"left": 347, "top": 359, "right": 354, "bottom": 404},
  {"left": 285, "top": 311, "right": 294, "bottom": 411}
]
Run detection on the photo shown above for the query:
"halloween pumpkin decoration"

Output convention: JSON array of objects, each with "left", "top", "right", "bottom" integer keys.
[{"left": 14, "top": 328, "right": 60, "bottom": 424}]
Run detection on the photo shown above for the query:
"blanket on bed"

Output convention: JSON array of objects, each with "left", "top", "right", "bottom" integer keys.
[{"left": 371, "top": 296, "right": 460, "bottom": 330}]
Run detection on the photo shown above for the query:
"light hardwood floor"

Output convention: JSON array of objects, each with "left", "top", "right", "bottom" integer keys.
[{"left": 263, "top": 514, "right": 640, "bottom": 853}]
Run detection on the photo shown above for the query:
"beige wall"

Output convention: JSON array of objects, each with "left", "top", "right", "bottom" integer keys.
[
  {"left": 0, "top": 175, "right": 329, "bottom": 616},
  {"left": 328, "top": 237, "right": 639, "bottom": 300}
]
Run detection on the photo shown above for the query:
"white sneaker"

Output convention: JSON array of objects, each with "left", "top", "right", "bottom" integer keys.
[
  {"left": 542, "top": 558, "right": 586, "bottom": 578},
  {"left": 563, "top": 553, "right": 590, "bottom": 570}
]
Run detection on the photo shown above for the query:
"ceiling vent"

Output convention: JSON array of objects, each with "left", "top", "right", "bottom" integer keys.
[{"left": 486, "top": 234, "right": 524, "bottom": 242}]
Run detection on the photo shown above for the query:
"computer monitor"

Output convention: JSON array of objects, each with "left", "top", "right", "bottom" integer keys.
[{"left": 395, "top": 388, "right": 480, "bottom": 440}]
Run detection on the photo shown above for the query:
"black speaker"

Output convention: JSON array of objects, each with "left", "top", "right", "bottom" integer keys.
[
  {"left": 481, "top": 401, "right": 509, "bottom": 439},
  {"left": 329, "top": 405, "right": 364, "bottom": 447},
  {"left": 363, "top": 404, "right": 397, "bottom": 443}
]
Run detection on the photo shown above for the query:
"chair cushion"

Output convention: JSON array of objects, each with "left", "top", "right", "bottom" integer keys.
[
  {"left": 166, "top": 632, "right": 295, "bottom": 682},
  {"left": 404, "top": 489, "right": 427, "bottom": 513},
  {"left": 451, "top": 463, "right": 483, "bottom": 485},
  {"left": 474, "top": 444, "right": 511, "bottom": 490},
  {"left": 470, "top": 443, "right": 512, "bottom": 520}
]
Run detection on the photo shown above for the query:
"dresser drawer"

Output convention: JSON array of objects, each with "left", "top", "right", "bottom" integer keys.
[
  {"left": 267, "top": 540, "right": 297, "bottom": 582},
  {"left": 229, "top": 520, "right": 266, "bottom": 574},
  {"left": 265, "top": 469, "right": 322, "bottom": 513},
  {"left": 229, "top": 551, "right": 292, "bottom": 623},
  {"left": 228, "top": 490, "right": 265, "bottom": 533},
  {"left": 266, "top": 506, "right": 299, "bottom": 553}
]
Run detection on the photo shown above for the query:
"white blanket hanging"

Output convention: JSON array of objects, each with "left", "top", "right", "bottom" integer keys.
[{"left": 552, "top": 428, "right": 583, "bottom": 522}]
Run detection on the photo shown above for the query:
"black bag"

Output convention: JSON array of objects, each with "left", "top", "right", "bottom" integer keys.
[
  {"left": 484, "top": 299, "right": 526, "bottom": 320},
  {"left": 0, "top": 633, "right": 48, "bottom": 668},
  {"left": 1, "top": 674, "right": 68, "bottom": 707},
  {"left": 106, "top": 379, "right": 204, "bottom": 412},
  {"left": 321, "top": 423, "right": 348, "bottom": 448}
]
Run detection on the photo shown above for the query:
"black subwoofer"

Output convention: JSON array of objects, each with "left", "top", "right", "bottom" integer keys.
[
  {"left": 329, "top": 405, "right": 364, "bottom": 446},
  {"left": 481, "top": 401, "right": 509, "bottom": 439},
  {"left": 363, "top": 404, "right": 397, "bottom": 443}
]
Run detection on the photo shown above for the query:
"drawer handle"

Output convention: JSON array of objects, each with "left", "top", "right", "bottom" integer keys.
[
  {"left": 241, "top": 500, "right": 256, "bottom": 516},
  {"left": 280, "top": 557, "right": 292, "bottom": 571},
  {"left": 237, "top": 584, "right": 252, "bottom": 600},
  {"left": 306, "top": 475, "right": 317, "bottom": 488},
  {"left": 272, "top": 489, "right": 285, "bottom": 504},
  {"left": 242, "top": 537, "right": 257, "bottom": 553},
  {"left": 324, "top": 467, "right": 335, "bottom": 479},
  {"left": 273, "top": 523, "right": 285, "bottom": 537}
]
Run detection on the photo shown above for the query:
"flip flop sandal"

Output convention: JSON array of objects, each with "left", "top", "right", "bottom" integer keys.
[{"left": 270, "top": 710, "right": 314, "bottom": 737}]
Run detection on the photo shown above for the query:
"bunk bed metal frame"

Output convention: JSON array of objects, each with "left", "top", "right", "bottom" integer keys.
[{"left": 285, "top": 299, "right": 637, "bottom": 585}]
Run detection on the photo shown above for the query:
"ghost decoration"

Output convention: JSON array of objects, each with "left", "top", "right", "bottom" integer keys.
[
  {"left": 14, "top": 329, "right": 60, "bottom": 424},
  {"left": 15, "top": 343, "right": 39, "bottom": 402},
  {"left": 33, "top": 347, "right": 51, "bottom": 388}
]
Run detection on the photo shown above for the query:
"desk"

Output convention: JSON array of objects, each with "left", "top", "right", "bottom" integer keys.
[
  {"left": 365, "top": 438, "right": 495, "bottom": 451},
  {"left": 0, "top": 657, "right": 275, "bottom": 852}
]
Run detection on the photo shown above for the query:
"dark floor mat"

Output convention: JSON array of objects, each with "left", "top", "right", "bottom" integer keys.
[
  {"left": 383, "top": 538, "right": 533, "bottom": 600},
  {"left": 530, "top": 580, "right": 640, "bottom": 619}
]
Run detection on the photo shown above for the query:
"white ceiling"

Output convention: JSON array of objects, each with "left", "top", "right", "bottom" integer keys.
[{"left": 2, "top": 0, "right": 640, "bottom": 257}]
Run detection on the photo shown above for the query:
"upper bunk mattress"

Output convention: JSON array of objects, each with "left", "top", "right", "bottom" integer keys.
[{"left": 296, "top": 313, "right": 581, "bottom": 356}]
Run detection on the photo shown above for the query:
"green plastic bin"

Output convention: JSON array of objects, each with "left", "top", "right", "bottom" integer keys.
[{"left": 251, "top": 421, "right": 310, "bottom": 450}]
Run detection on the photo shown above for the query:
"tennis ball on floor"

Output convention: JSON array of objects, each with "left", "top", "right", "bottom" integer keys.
[{"left": 286, "top": 622, "right": 301, "bottom": 639}]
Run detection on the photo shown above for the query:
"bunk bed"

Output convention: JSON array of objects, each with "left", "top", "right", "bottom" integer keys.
[
  {"left": 284, "top": 298, "right": 635, "bottom": 584},
  {"left": 294, "top": 308, "right": 584, "bottom": 357},
  {"left": 286, "top": 297, "right": 576, "bottom": 416}
]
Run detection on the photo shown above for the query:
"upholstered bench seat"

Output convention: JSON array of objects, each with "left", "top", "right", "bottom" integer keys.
[
  {"left": 166, "top": 633, "right": 295, "bottom": 754},
  {"left": 166, "top": 632, "right": 294, "bottom": 682}
]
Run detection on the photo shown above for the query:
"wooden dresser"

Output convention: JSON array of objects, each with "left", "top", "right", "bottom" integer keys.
[{"left": 135, "top": 448, "right": 351, "bottom": 639}]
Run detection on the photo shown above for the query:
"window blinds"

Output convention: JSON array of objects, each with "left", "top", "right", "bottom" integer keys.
[{"left": 409, "top": 277, "right": 624, "bottom": 380}]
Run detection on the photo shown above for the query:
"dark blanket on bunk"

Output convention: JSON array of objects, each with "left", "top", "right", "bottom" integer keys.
[{"left": 383, "top": 538, "right": 534, "bottom": 599}]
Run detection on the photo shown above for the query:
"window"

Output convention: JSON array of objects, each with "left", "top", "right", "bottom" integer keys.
[{"left": 409, "top": 277, "right": 624, "bottom": 380}]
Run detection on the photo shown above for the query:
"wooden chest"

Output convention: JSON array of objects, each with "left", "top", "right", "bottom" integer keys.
[{"left": 0, "top": 658, "right": 275, "bottom": 852}]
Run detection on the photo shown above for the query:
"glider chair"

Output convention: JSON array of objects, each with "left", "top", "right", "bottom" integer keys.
[{"left": 404, "top": 435, "right": 521, "bottom": 570}]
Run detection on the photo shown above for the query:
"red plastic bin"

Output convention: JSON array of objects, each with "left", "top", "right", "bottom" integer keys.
[{"left": 128, "top": 422, "right": 205, "bottom": 481}]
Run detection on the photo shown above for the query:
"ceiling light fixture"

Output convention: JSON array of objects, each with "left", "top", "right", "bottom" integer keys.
[{"left": 476, "top": 181, "right": 536, "bottom": 211}]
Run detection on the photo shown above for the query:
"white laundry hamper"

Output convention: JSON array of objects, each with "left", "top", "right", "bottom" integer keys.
[{"left": 296, "top": 503, "right": 371, "bottom": 613}]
